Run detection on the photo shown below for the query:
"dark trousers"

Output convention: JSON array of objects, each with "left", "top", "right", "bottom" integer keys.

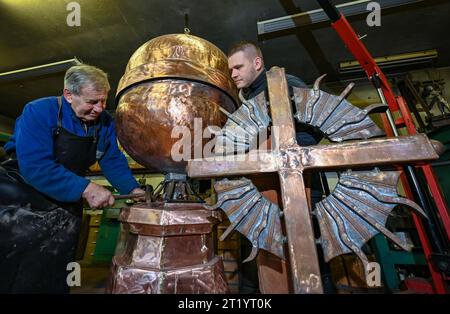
[
  {"left": 0, "top": 206, "right": 81, "bottom": 293},
  {"left": 0, "top": 160, "right": 82, "bottom": 294},
  {"left": 0, "top": 205, "right": 81, "bottom": 293}
]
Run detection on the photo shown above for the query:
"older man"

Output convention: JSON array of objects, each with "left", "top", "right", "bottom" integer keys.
[{"left": 0, "top": 64, "right": 144, "bottom": 293}]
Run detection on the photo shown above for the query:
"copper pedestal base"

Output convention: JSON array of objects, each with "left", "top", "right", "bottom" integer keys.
[{"left": 106, "top": 202, "right": 228, "bottom": 294}]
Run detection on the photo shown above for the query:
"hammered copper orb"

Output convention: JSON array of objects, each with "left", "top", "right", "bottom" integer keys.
[{"left": 115, "top": 34, "right": 238, "bottom": 173}]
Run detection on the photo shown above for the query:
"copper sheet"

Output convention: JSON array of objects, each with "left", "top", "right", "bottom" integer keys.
[
  {"left": 115, "top": 34, "right": 238, "bottom": 173},
  {"left": 187, "top": 134, "right": 441, "bottom": 177},
  {"left": 117, "top": 34, "right": 238, "bottom": 105},
  {"left": 116, "top": 233, "right": 214, "bottom": 269},
  {"left": 116, "top": 80, "right": 232, "bottom": 172},
  {"left": 107, "top": 256, "right": 229, "bottom": 294},
  {"left": 109, "top": 201, "right": 227, "bottom": 294},
  {"left": 302, "top": 134, "right": 440, "bottom": 170},
  {"left": 119, "top": 202, "right": 220, "bottom": 236}
]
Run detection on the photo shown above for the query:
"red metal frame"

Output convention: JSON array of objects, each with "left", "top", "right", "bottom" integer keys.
[
  {"left": 329, "top": 13, "right": 449, "bottom": 293},
  {"left": 397, "top": 96, "right": 450, "bottom": 241}
]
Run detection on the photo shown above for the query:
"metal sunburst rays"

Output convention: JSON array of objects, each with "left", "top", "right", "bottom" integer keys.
[
  {"left": 293, "top": 74, "right": 387, "bottom": 142},
  {"left": 215, "top": 93, "right": 270, "bottom": 155},
  {"left": 316, "top": 169, "right": 428, "bottom": 276},
  {"left": 206, "top": 74, "right": 426, "bottom": 268},
  {"left": 206, "top": 178, "right": 285, "bottom": 262}
]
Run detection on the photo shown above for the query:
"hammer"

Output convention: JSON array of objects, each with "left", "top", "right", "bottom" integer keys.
[{"left": 113, "top": 184, "right": 153, "bottom": 202}]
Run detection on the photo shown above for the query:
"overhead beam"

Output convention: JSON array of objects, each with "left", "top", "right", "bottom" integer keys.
[
  {"left": 0, "top": 58, "right": 81, "bottom": 82},
  {"left": 257, "top": 0, "right": 422, "bottom": 35}
]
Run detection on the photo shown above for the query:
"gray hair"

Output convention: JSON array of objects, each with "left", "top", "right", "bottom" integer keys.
[{"left": 64, "top": 64, "right": 110, "bottom": 95}]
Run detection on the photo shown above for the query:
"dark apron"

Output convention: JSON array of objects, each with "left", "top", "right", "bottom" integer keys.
[{"left": 0, "top": 97, "right": 98, "bottom": 293}]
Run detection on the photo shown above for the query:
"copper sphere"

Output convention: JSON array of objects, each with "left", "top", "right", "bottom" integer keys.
[{"left": 115, "top": 34, "right": 238, "bottom": 173}]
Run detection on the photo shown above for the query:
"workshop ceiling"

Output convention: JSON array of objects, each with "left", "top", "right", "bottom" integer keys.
[{"left": 1, "top": 0, "right": 449, "bottom": 119}]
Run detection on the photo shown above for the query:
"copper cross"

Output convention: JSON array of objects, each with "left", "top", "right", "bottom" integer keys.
[{"left": 187, "top": 67, "right": 441, "bottom": 294}]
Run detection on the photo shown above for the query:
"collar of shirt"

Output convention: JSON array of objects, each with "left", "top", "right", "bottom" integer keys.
[
  {"left": 60, "top": 96, "right": 100, "bottom": 137},
  {"left": 241, "top": 68, "right": 267, "bottom": 100}
]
